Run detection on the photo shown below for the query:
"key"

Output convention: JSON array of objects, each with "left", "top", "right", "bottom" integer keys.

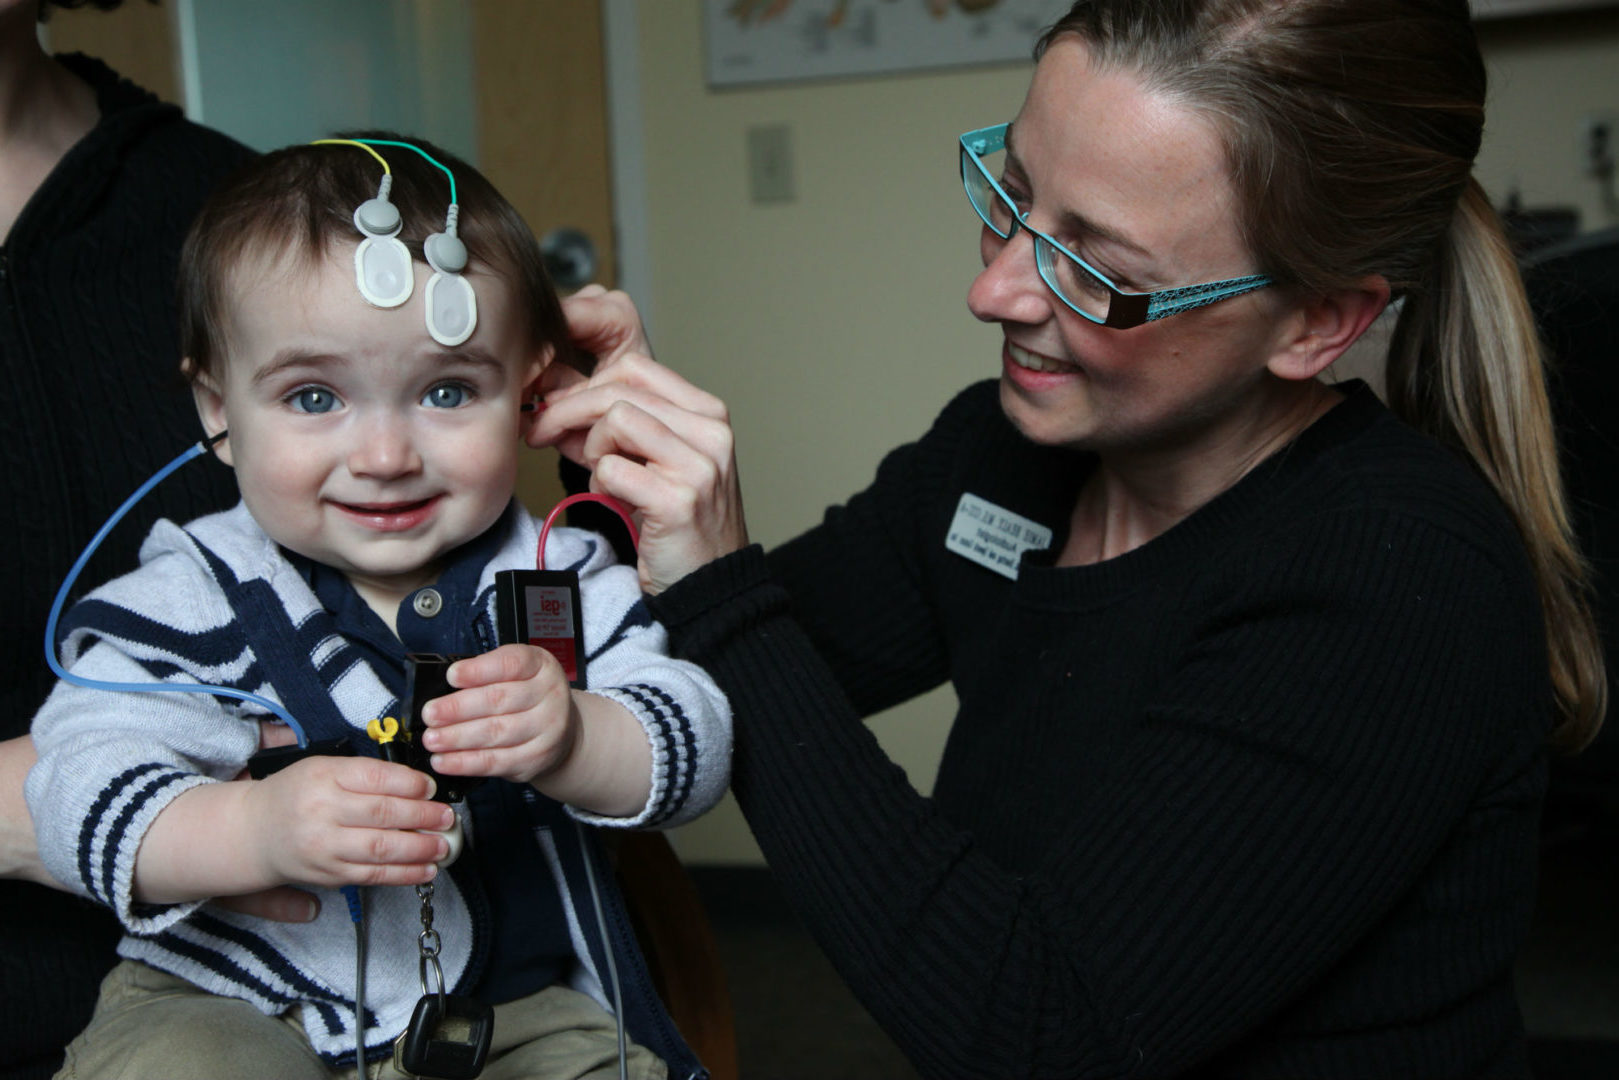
[{"left": 393, "top": 993, "right": 495, "bottom": 1079}]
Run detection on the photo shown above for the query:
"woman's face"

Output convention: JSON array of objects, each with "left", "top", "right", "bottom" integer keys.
[{"left": 967, "top": 36, "right": 1298, "bottom": 456}]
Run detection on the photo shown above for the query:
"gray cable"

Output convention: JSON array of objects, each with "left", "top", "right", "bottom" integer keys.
[
  {"left": 354, "top": 893, "right": 368, "bottom": 1078},
  {"left": 579, "top": 821, "right": 628, "bottom": 1080}
]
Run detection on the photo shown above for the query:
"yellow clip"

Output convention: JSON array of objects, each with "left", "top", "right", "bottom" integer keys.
[{"left": 366, "top": 716, "right": 400, "bottom": 745}]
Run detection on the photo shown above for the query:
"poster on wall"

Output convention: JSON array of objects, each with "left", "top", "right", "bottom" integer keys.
[
  {"left": 705, "top": 0, "right": 1618, "bottom": 88},
  {"left": 1472, "top": 0, "right": 1617, "bottom": 15},
  {"left": 704, "top": 0, "right": 1075, "bottom": 88}
]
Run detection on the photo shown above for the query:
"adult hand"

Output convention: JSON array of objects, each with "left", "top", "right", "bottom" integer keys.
[{"left": 533, "top": 287, "right": 749, "bottom": 594}]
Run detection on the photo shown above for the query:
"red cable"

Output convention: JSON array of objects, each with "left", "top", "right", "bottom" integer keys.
[{"left": 536, "top": 493, "right": 640, "bottom": 571}]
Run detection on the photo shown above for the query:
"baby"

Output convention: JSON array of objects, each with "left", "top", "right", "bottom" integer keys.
[{"left": 27, "top": 135, "right": 728, "bottom": 1080}]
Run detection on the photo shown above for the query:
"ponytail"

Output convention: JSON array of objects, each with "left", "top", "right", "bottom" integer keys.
[{"left": 1386, "top": 179, "right": 1606, "bottom": 750}]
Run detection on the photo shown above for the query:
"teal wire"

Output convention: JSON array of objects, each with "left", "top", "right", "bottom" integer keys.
[{"left": 354, "top": 138, "right": 456, "bottom": 206}]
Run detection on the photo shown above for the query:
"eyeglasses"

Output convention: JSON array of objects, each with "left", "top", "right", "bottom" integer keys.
[{"left": 960, "top": 123, "right": 1273, "bottom": 329}]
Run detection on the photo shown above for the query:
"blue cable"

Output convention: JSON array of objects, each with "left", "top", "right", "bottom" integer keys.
[
  {"left": 45, "top": 437, "right": 364, "bottom": 934},
  {"left": 44, "top": 437, "right": 309, "bottom": 748}
]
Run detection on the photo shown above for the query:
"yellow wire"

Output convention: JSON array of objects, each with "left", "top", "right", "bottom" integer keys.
[{"left": 310, "top": 138, "right": 390, "bottom": 173}]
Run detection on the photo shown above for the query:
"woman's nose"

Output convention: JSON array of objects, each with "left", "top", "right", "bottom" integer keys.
[
  {"left": 346, "top": 414, "right": 423, "bottom": 479},
  {"left": 966, "top": 226, "right": 1053, "bottom": 327}
]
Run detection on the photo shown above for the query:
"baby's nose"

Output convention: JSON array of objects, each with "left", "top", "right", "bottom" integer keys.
[{"left": 347, "top": 418, "right": 423, "bottom": 478}]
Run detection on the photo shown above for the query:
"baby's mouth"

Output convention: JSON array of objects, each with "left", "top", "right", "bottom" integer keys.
[{"left": 340, "top": 498, "right": 434, "bottom": 514}]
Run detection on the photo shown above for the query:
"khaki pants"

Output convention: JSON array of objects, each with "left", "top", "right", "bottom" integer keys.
[{"left": 56, "top": 960, "right": 668, "bottom": 1080}]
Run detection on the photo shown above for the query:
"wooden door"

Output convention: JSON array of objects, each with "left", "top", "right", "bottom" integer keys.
[{"left": 470, "top": 0, "right": 618, "bottom": 516}]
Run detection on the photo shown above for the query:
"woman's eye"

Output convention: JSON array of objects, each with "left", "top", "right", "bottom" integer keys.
[
  {"left": 422, "top": 383, "right": 471, "bottom": 409},
  {"left": 1000, "top": 179, "right": 1032, "bottom": 212},
  {"left": 289, "top": 387, "right": 339, "bottom": 414}
]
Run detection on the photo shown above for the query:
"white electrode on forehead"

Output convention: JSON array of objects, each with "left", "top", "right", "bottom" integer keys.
[
  {"left": 424, "top": 205, "right": 478, "bottom": 346},
  {"left": 352, "top": 174, "right": 414, "bottom": 309}
]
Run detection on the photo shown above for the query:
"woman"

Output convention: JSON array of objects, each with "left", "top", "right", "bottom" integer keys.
[
  {"left": 538, "top": 1, "right": 1605, "bottom": 1077},
  {"left": 0, "top": 2, "right": 264, "bottom": 1075}
]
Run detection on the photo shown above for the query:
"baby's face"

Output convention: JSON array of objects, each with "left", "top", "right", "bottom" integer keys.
[{"left": 195, "top": 242, "right": 541, "bottom": 610}]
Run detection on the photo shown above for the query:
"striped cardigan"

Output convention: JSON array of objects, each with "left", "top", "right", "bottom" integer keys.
[{"left": 27, "top": 501, "right": 729, "bottom": 1067}]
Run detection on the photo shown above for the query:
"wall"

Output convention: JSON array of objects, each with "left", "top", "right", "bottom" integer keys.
[
  {"left": 1476, "top": 10, "right": 1619, "bottom": 232},
  {"left": 639, "top": 2, "right": 1619, "bottom": 865},
  {"left": 39, "top": 0, "right": 1619, "bottom": 867}
]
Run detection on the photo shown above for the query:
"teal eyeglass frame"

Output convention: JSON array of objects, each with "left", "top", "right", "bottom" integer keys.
[{"left": 960, "top": 123, "right": 1273, "bottom": 329}]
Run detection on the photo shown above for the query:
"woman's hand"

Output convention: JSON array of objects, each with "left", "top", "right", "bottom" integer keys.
[{"left": 532, "top": 287, "right": 749, "bottom": 594}]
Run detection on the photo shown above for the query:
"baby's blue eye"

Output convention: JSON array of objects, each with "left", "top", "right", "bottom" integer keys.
[
  {"left": 423, "top": 383, "right": 470, "bottom": 409},
  {"left": 290, "top": 387, "right": 339, "bottom": 414}
]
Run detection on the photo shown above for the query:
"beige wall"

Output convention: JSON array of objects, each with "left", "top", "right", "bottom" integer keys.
[
  {"left": 40, "top": 1, "right": 1619, "bottom": 866},
  {"left": 1476, "top": 12, "right": 1619, "bottom": 231},
  {"left": 642, "top": 2, "right": 1619, "bottom": 865}
]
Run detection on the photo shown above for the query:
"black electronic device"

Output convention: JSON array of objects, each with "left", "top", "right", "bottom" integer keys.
[
  {"left": 393, "top": 992, "right": 495, "bottom": 1079},
  {"left": 245, "top": 737, "right": 356, "bottom": 780},
  {"left": 398, "top": 652, "right": 482, "bottom": 804},
  {"left": 493, "top": 569, "right": 587, "bottom": 687}
]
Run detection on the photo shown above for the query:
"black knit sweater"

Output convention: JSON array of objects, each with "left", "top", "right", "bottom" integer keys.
[
  {"left": 0, "top": 56, "right": 250, "bottom": 1080},
  {"left": 650, "top": 379, "right": 1549, "bottom": 1079}
]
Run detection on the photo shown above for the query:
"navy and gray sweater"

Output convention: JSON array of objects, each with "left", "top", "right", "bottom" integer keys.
[{"left": 27, "top": 501, "right": 729, "bottom": 1070}]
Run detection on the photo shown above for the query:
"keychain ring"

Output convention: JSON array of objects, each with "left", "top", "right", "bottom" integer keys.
[{"left": 419, "top": 953, "right": 446, "bottom": 1003}]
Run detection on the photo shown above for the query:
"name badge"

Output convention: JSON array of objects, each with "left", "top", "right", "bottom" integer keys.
[{"left": 945, "top": 493, "right": 1053, "bottom": 580}]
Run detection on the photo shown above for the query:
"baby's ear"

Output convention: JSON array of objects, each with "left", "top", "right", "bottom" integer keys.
[
  {"left": 518, "top": 347, "right": 553, "bottom": 440},
  {"left": 185, "top": 362, "right": 233, "bottom": 467},
  {"left": 523, "top": 345, "right": 554, "bottom": 396}
]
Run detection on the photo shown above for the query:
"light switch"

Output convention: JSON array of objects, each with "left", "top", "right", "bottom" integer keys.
[{"left": 747, "top": 124, "right": 795, "bottom": 205}]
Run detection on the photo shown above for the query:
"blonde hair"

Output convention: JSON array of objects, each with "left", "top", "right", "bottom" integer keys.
[{"left": 1040, "top": 0, "right": 1605, "bottom": 749}]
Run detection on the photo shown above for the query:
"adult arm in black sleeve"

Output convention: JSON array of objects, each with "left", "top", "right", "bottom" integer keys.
[{"left": 650, "top": 504, "right": 1546, "bottom": 1079}]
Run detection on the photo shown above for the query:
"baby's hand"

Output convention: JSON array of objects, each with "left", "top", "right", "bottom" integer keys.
[
  {"left": 419, "top": 644, "right": 578, "bottom": 785},
  {"left": 244, "top": 756, "right": 452, "bottom": 890}
]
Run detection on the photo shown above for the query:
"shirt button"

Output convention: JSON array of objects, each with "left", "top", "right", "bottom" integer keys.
[{"left": 412, "top": 588, "right": 443, "bottom": 618}]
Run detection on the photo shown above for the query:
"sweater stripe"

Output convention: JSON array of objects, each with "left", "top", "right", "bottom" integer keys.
[
  {"left": 101, "top": 769, "right": 191, "bottom": 911},
  {"left": 620, "top": 683, "right": 694, "bottom": 824},
  {"left": 76, "top": 761, "right": 170, "bottom": 901},
  {"left": 588, "top": 599, "right": 656, "bottom": 663},
  {"left": 188, "top": 911, "right": 365, "bottom": 1032}
]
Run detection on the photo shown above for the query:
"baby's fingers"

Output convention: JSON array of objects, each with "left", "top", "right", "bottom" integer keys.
[
  {"left": 443, "top": 644, "right": 551, "bottom": 694},
  {"left": 329, "top": 756, "right": 439, "bottom": 801},
  {"left": 332, "top": 827, "right": 447, "bottom": 875}
]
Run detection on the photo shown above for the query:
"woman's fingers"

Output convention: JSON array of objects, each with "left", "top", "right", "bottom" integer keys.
[
  {"left": 543, "top": 351, "right": 728, "bottom": 423},
  {"left": 576, "top": 402, "right": 748, "bottom": 593},
  {"left": 560, "top": 286, "right": 652, "bottom": 369},
  {"left": 536, "top": 382, "right": 732, "bottom": 469},
  {"left": 580, "top": 397, "right": 734, "bottom": 478}
]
